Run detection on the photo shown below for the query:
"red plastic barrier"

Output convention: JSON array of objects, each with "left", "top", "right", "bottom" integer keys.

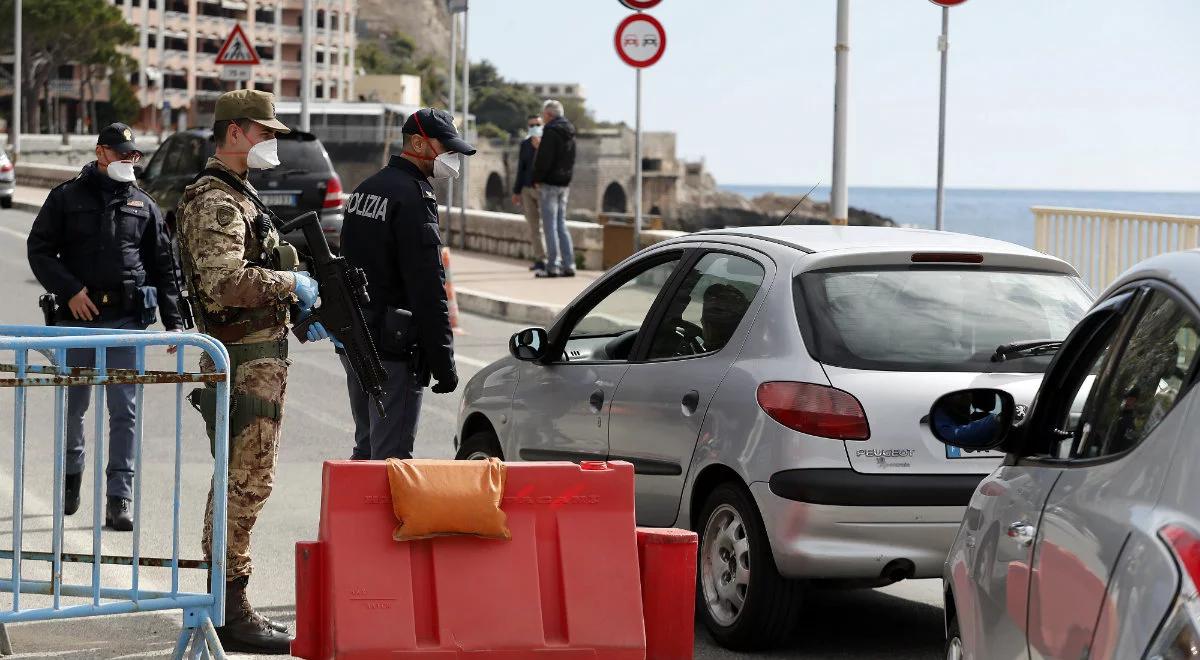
[
  {"left": 293, "top": 460, "right": 647, "bottom": 660},
  {"left": 636, "top": 528, "right": 697, "bottom": 660}
]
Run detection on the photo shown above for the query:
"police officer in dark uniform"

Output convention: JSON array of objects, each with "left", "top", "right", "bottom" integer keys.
[
  {"left": 27, "top": 122, "right": 183, "bottom": 531},
  {"left": 339, "top": 108, "right": 475, "bottom": 459}
]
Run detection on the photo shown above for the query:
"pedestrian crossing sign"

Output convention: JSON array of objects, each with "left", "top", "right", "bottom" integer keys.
[{"left": 215, "top": 23, "right": 260, "bottom": 66}]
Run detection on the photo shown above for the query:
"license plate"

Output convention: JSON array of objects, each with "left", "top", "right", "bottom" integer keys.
[
  {"left": 946, "top": 445, "right": 1005, "bottom": 459},
  {"left": 260, "top": 193, "right": 298, "bottom": 207}
]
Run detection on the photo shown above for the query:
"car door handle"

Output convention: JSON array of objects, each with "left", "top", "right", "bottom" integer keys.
[
  {"left": 681, "top": 390, "right": 700, "bottom": 416},
  {"left": 1008, "top": 521, "right": 1036, "bottom": 547},
  {"left": 589, "top": 389, "right": 605, "bottom": 413}
]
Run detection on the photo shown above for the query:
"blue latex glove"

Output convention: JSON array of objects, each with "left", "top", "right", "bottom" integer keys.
[
  {"left": 305, "top": 320, "right": 331, "bottom": 343},
  {"left": 331, "top": 336, "right": 344, "bottom": 351},
  {"left": 293, "top": 271, "right": 320, "bottom": 314}
]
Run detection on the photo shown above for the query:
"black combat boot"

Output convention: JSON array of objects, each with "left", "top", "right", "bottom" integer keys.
[
  {"left": 207, "top": 572, "right": 288, "bottom": 634},
  {"left": 64, "top": 473, "right": 81, "bottom": 516},
  {"left": 105, "top": 497, "right": 133, "bottom": 532},
  {"left": 215, "top": 576, "right": 292, "bottom": 654}
]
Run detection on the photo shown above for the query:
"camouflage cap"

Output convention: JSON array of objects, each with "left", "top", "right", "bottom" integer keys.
[{"left": 214, "top": 89, "right": 290, "bottom": 133}]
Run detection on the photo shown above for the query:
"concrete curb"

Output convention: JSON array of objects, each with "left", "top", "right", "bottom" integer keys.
[
  {"left": 12, "top": 200, "right": 41, "bottom": 214},
  {"left": 456, "top": 287, "right": 563, "bottom": 327}
]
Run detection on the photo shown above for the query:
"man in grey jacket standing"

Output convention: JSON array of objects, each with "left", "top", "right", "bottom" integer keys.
[{"left": 530, "top": 100, "right": 576, "bottom": 278}]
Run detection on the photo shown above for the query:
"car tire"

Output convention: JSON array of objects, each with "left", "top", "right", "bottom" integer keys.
[
  {"left": 946, "top": 614, "right": 964, "bottom": 660},
  {"left": 455, "top": 429, "right": 502, "bottom": 461},
  {"left": 696, "top": 482, "right": 802, "bottom": 651},
  {"left": 1, "top": 196, "right": 11, "bottom": 209}
]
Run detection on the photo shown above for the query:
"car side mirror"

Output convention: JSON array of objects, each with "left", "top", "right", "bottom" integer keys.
[
  {"left": 509, "top": 327, "right": 549, "bottom": 362},
  {"left": 928, "top": 388, "right": 1017, "bottom": 451}
]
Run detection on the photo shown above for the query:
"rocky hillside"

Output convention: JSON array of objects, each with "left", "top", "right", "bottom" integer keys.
[
  {"left": 356, "top": 0, "right": 451, "bottom": 60},
  {"left": 676, "top": 171, "right": 894, "bottom": 231}
]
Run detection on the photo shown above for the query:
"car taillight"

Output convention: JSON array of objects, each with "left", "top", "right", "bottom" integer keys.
[
  {"left": 756, "top": 382, "right": 870, "bottom": 440},
  {"left": 323, "top": 176, "right": 343, "bottom": 209},
  {"left": 1149, "top": 525, "right": 1200, "bottom": 658}
]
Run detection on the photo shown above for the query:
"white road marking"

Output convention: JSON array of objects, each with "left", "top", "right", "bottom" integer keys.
[
  {"left": 0, "top": 225, "right": 29, "bottom": 240},
  {"left": 456, "top": 354, "right": 491, "bottom": 369}
]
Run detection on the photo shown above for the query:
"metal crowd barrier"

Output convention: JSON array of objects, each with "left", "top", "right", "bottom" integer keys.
[{"left": 0, "top": 325, "right": 231, "bottom": 658}]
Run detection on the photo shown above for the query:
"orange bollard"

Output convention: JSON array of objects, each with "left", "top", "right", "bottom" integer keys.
[
  {"left": 441, "top": 246, "right": 464, "bottom": 335},
  {"left": 637, "top": 528, "right": 698, "bottom": 660}
]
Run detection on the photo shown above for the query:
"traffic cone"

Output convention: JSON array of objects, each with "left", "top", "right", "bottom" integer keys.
[{"left": 442, "top": 247, "right": 464, "bottom": 335}]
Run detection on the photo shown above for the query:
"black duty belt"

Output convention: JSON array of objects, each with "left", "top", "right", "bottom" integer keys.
[{"left": 91, "top": 289, "right": 124, "bottom": 307}]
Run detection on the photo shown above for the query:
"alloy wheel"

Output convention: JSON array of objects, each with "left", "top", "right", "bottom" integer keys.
[{"left": 700, "top": 503, "right": 752, "bottom": 627}]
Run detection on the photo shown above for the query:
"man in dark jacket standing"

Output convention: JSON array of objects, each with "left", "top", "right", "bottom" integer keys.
[
  {"left": 512, "top": 114, "right": 545, "bottom": 273},
  {"left": 339, "top": 108, "right": 474, "bottom": 460},
  {"left": 27, "top": 123, "right": 183, "bottom": 532},
  {"left": 531, "top": 99, "right": 576, "bottom": 278}
]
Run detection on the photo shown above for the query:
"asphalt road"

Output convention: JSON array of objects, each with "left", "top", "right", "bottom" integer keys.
[{"left": 0, "top": 207, "right": 943, "bottom": 659}]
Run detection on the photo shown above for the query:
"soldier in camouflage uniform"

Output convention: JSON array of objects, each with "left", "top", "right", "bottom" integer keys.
[{"left": 176, "top": 90, "right": 330, "bottom": 654}]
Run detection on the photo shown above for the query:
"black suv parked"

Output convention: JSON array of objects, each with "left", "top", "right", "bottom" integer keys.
[{"left": 138, "top": 128, "right": 345, "bottom": 253}]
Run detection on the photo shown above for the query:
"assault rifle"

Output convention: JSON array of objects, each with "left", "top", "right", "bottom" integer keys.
[{"left": 279, "top": 211, "right": 389, "bottom": 415}]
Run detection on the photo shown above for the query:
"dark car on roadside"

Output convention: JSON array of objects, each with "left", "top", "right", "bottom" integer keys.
[{"left": 137, "top": 128, "right": 345, "bottom": 254}]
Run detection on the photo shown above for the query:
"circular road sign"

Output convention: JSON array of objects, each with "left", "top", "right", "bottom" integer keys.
[
  {"left": 615, "top": 13, "right": 666, "bottom": 69},
  {"left": 619, "top": 0, "right": 662, "bottom": 9},
  {"left": 929, "top": 0, "right": 969, "bottom": 6}
]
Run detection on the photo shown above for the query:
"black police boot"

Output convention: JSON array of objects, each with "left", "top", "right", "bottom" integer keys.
[
  {"left": 64, "top": 473, "right": 82, "bottom": 516},
  {"left": 215, "top": 576, "right": 292, "bottom": 654},
  {"left": 105, "top": 497, "right": 133, "bottom": 532},
  {"left": 207, "top": 571, "right": 288, "bottom": 634}
]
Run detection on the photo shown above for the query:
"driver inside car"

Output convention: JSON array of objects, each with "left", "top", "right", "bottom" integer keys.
[{"left": 699, "top": 283, "right": 750, "bottom": 353}]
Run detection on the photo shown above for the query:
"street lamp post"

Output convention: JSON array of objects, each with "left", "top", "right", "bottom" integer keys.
[
  {"left": 830, "top": 0, "right": 850, "bottom": 226},
  {"left": 458, "top": 5, "right": 469, "bottom": 249},
  {"left": 301, "top": 0, "right": 312, "bottom": 132},
  {"left": 12, "top": 0, "right": 21, "bottom": 161}
]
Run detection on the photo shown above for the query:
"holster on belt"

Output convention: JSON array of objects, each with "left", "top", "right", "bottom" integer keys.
[{"left": 187, "top": 339, "right": 289, "bottom": 457}]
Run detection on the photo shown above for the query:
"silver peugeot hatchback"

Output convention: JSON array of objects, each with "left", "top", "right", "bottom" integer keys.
[
  {"left": 455, "top": 226, "right": 1092, "bottom": 650},
  {"left": 931, "top": 249, "right": 1200, "bottom": 660}
]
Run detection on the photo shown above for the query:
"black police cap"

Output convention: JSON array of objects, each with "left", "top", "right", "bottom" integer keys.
[
  {"left": 97, "top": 123, "right": 141, "bottom": 155},
  {"left": 402, "top": 108, "right": 476, "bottom": 155}
]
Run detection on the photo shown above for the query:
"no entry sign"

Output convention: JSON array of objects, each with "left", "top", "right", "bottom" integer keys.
[
  {"left": 615, "top": 13, "right": 666, "bottom": 68},
  {"left": 619, "top": 0, "right": 662, "bottom": 9},
  {"left": 929, "top": 0, "right": 968, "bottom": 6}
]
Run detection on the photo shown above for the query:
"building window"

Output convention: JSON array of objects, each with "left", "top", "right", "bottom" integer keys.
[
  {"left": 331, "top": 52, "right": 338, "bottom": 66},
  {"left": 148, "top": 0, "right": 157, "bottom": 8},
  {"left": 200, "top": 2, "right": 221, "bottom": 17},
  {"left": 330, "top": 85, "right": 338, "bottom": 99},
  {"left": 315, "top": 50, "right": 325, "bottom": 64},
  {"left": 148, "top": 34, "right": 157, "bottom": 49},
  {"left": 315, "top": 84, "right": 324, "bottom": 99},
  {"left": 256, "top": 9, "right": 273, "bottom": 24},
  {"left": 166, "top": 0, "right": 187, "bottom": 12},
  {"left": 316, "top": 9, "right": 325, "bottom": 29},
  {"left": 165, "top": 36, "right": 187, "bottom": 51},
  {"left": 331, "top": 13, "right": 339, "bottom": 31},
  {"left": 56, "top": 64, "right": 73, "bottom": 80},
  {"left": 258, "top": 83, "right": 274, "bottom": 94},
  {"left": 129, "top": 71, "right": 139, "bottom": 86},
  {"left": 131, "top": 0, "right": 140, "bottom": 7},
  {"left": 115, "top": 0, "right": 124, "bottom": 6},
  {"left": 565, "top": 86, "right": 575, "bottom": 94},
  {"left": 256, "top": 46, "right": 274, "bottom": 61}
]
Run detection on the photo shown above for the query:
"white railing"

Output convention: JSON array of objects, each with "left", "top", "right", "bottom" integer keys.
[{"left": 1034, "top": 206, "right": 1200, "bottom": 293}]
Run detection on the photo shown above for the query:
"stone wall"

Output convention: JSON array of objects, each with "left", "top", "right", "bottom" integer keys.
[{"left": 437, "top": 205, "right": 604, "bottom": 271}]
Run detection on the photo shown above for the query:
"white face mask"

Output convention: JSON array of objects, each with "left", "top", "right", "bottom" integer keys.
[
  {"left": 432, "top": 152, "right": 462, "bottom": 180},
  {"left": 246, "top": 138, "right": 280, "bottom": 170},
  {"left": 528, "top": 125, "right": 543, "bottom": 139},
  {"left": 106, "top": 160, "right": 137, "bottom": 183}
]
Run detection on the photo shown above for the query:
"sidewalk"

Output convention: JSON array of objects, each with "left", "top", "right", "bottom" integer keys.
[
  {"left": 9, "top": 183, "right": 595, "bottom": 326},
  {"left": 449, "top": 250, "right": 598, "bottom": 326}
]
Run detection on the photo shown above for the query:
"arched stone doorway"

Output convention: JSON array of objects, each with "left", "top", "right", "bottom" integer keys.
[
  {"left": 602, "top": 182, "right": 627, "bottom": 213},
  {"left": 485, "top": 172, "right": 506, "bottom": 212}
]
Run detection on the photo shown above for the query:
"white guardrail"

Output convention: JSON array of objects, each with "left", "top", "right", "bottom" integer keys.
[{"left": 1034, "top": 206, "right": 1200, "bottom": 294}]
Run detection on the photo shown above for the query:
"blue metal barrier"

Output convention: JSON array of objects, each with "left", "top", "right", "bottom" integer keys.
[{"left": 0, "top": 325, "right": 230, "bottom": 659}]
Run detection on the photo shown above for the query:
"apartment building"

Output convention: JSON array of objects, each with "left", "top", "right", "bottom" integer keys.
[{"left": 110, "top": 0, "right": 357, "bottom": 126}]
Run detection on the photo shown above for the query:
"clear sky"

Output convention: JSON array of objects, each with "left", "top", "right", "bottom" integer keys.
[{"left": 464, "top": 0, "right": 1199, "bottom": 192}]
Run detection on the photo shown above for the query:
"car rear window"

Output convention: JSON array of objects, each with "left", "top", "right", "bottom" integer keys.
[
  {"left": 796, "top": 267, "right": 1093, "bottom": 373},
  {"left": 277, "top": 136, "right": 330, "bottom": 171}
]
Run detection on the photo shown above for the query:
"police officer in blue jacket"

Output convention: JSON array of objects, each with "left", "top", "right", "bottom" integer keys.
[
  {"left": 26, "top": 123, "right": 183, "bottom": 531},
  {"left": 339, "top": 108, "right": 475, "bottom": 460}
]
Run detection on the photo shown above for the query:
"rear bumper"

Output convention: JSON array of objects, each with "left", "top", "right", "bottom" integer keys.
[
  {"left": 751, "top": 478, "right": 970, "bottom": 580},
  {"left": 769, "top": 468, "right": 984, "bottom": 507}
]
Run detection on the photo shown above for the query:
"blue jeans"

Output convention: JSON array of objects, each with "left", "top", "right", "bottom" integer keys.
[
  {"left": 64, "top": 316, "right": 147, "bottom": 500},
  {"left": 539, "top": 185, "right": 575, "bottom": 273}
]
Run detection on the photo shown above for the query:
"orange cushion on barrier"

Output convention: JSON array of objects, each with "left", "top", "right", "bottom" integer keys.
[{"left": 385, "top": 458, "right": 511, "bottom": 541}]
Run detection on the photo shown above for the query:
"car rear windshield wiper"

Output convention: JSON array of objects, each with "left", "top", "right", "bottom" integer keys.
[{"left": 991, "top": 340, "right": 1062, "bottom": 363}]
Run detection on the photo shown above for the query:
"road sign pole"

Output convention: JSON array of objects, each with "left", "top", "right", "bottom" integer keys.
[
  {"left": 634, "top": 66, "right": 642, "bottom": 251},
  {"left": 446, "top": 10, "right": 458, "bottom": 245},
  {"left": 459, "top": 5, "right": 469, "bottom": 249},
  {"left": 935, "top": 6, "right": 949, "bottom": 231},
  {"left": 830, "top": 0, "right": 850, "bottom": 226},
  {"left": 13, "top": 0, "right": 21, "bottom": 161},
  {"left": 301, "top": 0, "right": 312, "bottom": 132}
]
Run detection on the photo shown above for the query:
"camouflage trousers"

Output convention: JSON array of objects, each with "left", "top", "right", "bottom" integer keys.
[{"left": 199, "top": 353, "right": 288, "bottom": 579}]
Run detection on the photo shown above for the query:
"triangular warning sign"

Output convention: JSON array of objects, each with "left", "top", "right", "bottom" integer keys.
[{"left": 215, "top": 23, "right": 260, "bottom": 66}]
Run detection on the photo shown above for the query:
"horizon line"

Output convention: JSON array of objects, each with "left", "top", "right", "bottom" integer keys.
[{"left": 719, "top": 183, "right": 1200, "bottom": 196}]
